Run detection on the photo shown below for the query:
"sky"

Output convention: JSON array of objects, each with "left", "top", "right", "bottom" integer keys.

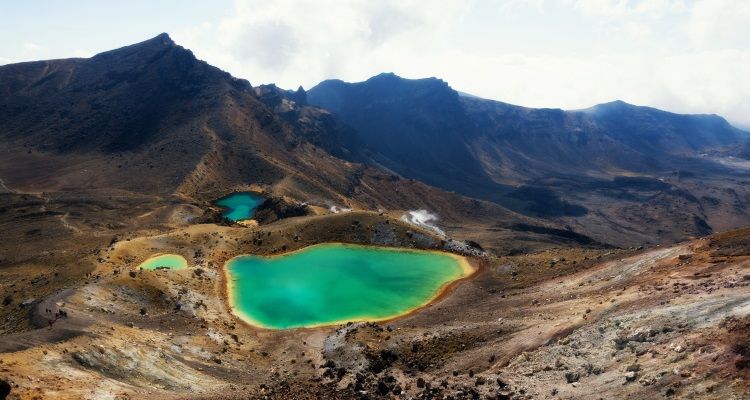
[{"left": 2, "top": 0, "right": 749, "bottom": 127}]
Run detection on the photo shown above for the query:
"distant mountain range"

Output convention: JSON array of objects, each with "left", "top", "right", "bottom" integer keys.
[
  {"left": 1, "top": 34, "right": 749, "bottom": 247},
  {"left": 308, "top": 73, "right": 747, "bottom": 202},
  {"left": 307, "top": 72, "right": 750, "bottom": 244}
]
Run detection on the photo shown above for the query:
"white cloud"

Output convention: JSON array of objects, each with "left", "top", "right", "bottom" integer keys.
[
  {"left": 72, "top": 49, "right": 95, "bottom": 58},
  {"left": 570, "top": 0, "right": 686, "bottom": 19},
  {"left": 565, "top": 0, "right": 688, "bottom": 43},
  {"left": 23, "top": 42, "right": 42, "bottom": 51},
  {"left": 22, "top": 42, "right": 44, "bottom": 54},
  {"left": 444, "top": 49, "right": 750, "bottom": 125},
  {"left": 175, "top": 0, "right": 467, "bottom": 83},
  {"left": 687, "top": 0, "right": 750, "bottom": 48},
  {"left": 492, "top": 0, "right": 546, "bottom": 11},
  {"left": 172, "top": 0, "right": 750, "bottom": 126}
]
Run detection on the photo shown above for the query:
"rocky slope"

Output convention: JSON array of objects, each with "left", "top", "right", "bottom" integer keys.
[
  {"left": 0, "top": 33, "right": 365, "bottom": 203},
  {"left": 0, "top": 216, "right": 747, "bottom": 399}
]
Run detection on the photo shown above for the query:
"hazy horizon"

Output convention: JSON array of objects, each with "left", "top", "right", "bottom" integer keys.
[{"left": 2, "top": 0, "right": 749, "bottom": 126}]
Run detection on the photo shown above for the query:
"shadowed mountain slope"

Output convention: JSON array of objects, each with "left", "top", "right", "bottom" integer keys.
[
  {"left": 309, "top": 73, "right": 750, "bottom": 244},
  {"left": 0, "top": 33, "right": 363, "bottom": 200},
  {"left": 309, "top": 73, "right": 747, "bottom": 191},
  {"left": 0, "top": 36, "right": 395, "bottom": 201},
  {"left": 305, "top": 73, "right": 496, "bottom": 194}
]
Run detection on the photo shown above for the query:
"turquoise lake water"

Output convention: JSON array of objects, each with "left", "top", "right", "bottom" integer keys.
[
  {"left": 138, "top": 254, "right": 187, "bottom": 270},
  {"left": 215, "top": 192, "right": 264, "bottom": 221},
  {"left": 225, "top": 243, "right": 471, "bottom": 329}
]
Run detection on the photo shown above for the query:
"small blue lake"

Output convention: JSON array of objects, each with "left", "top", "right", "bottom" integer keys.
[{"left": 215, "top": 192, "right": 265, "bottom": 221}]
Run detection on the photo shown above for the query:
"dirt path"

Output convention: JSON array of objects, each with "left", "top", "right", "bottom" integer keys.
[
  {"left": 0, "top": 176, "right": 15, "bottom": 193},
  {"left": 58, "top": 212, "right": 82, "bottom": 234}
]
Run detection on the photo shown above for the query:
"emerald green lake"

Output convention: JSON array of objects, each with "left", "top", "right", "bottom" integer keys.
[
  {"left": 215, "top": 192, "right": 264, "bottom": 221},
  {"left": 138, "top": 254, "right": 187, "bottom": 270},
  {"left": 225, "top": 243, "right": 472, "bottom": 329}
]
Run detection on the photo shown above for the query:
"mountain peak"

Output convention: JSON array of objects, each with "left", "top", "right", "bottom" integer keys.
[
  {"left": 134, "top": 32, "right": 175, "bottom": 48},
  {"left": 582, "top": 100, "right": 640, "bottom": 115},
  {"left": 153, "top": 32, "right": 174, "bottom": 44},
  {"left": 367, "top": 72, "right": 400, "bottom": 81},
  {"left": 595, "top": 100, "right": 633, "bottom": 109},
  {"left": 92, "top": 32, "right": 178, "bottom": 61},
  {"left": 364, "top": 72, "right": 448, "bottom": 87}
]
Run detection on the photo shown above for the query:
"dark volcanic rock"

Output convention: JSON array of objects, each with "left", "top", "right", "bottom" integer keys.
[
  {"left": 192, "top": 208, "right": 232, "bottom": 225},
  {"left": 0, "top": 378, "right": 10, "bottom": 400},
  {"left": 253, "top": 196, "right": 310, "bottom": 224}
]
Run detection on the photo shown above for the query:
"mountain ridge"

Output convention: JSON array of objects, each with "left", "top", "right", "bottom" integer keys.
[
  {"left": 309, "top": 72, "right": 748, "bottom": 184},
  {"left": 312, "top": 76, "right": 747, "bottom": 133},
  {"left": 308, "top": 72, "right": 750, "bottom": 244}
]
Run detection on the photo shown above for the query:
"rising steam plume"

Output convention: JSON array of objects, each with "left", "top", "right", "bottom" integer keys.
[{"left": 400, "top": 209, "right": 446, "bottom": 237}]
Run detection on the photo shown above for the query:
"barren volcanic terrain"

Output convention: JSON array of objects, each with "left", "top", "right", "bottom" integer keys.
[{"left": 0, "top": 35, "right": 749, "bottom": 400}]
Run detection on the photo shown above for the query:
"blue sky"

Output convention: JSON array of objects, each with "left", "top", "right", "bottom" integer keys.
[{"left": 2, "top": 0, "right": 749, "bottom": 127}]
